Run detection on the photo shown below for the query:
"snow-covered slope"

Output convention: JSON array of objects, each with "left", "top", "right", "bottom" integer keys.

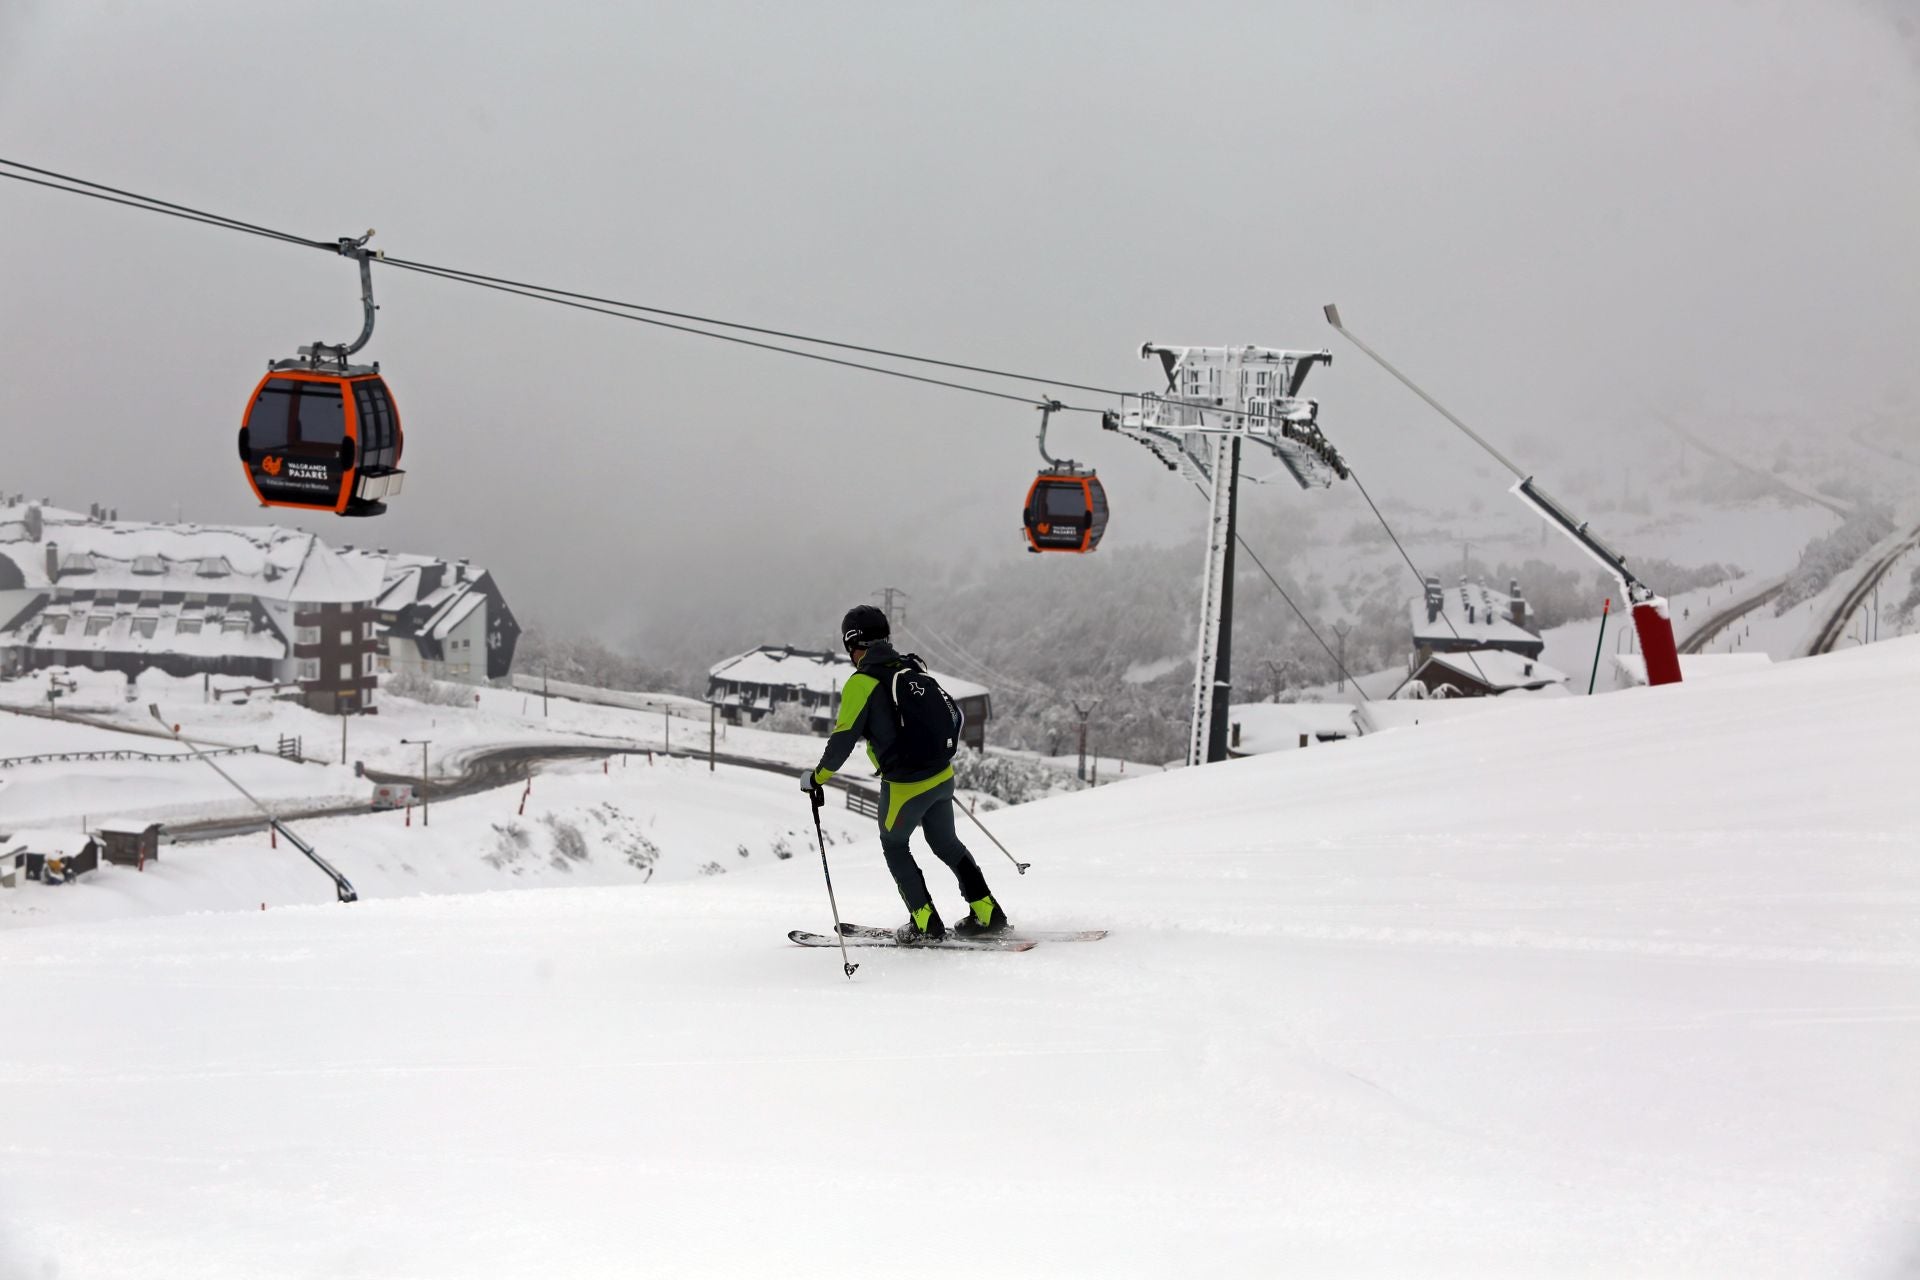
[{"left": 3, "top": 641, "right": 1917, "bottom": 1278}]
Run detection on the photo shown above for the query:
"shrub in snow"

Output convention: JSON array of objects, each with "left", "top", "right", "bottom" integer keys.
[
  {"left": 951, "top": 746, "right": 1080, "bottom": 806},
  {"left": 386, "top": 671, "right": 477, "bottom": 707},
  {"left": 1775, "top": 505, "right": 1896, "bottom": 614},
  {"left": 486, "top": 821, "right": 531, "bottom": 871},
  {"left": 759, "top": 702, "right": 818, "bottom": 736},
  {"left": 624, "top": 834, "right": 661, "bottom": 874},
  {"left": 542, "top": 815, "right": 590, "bottom": 867}
]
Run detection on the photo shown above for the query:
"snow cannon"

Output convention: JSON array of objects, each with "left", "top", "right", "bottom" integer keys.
[{"left": 1513, "top": 478, "right": 1682, "bottom": 687}]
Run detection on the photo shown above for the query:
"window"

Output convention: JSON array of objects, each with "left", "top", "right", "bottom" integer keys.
[
  {"left": 338, "top": 628, "right": 354, "bottom": 646},
  {"left": 84, "top": 615, "right": 112, "bottom": 637},
  {"left": 296, "top": 626, "right": 320, "bottom": 645},
  {"left": 296, "top": 658, "right": 319, "bottom": 681},
  {"left": 131, "top": 616, "right": 158, "bottom": 639},
  {"left": 353, "top": 380, "right": 399, "bottom": 468},
  {"left": 176, "top": 617, "right": 203, "bottom": 636},
  {"left": 42, "top": 615, "right": 68, "bottom": 636},
  {"left": 1043, "top": 485, "right": 1089, "bottom": 519},
  {"left": 338, "top": 662, "right": 354, "bottom": 680},
  {"left": 245, "top": 379, "right": 346, "bottom": 454},
  {"left": 223, "top": 614, "right": 251, "bottom": 634}
]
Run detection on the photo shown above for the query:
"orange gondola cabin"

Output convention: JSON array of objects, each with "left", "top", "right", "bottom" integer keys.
[
  {"left": 1022, "top": 472, "right": 1108, "bottom": 553},
  {"left": 238, "top": 367, "right": 404, "bottom": 517}
]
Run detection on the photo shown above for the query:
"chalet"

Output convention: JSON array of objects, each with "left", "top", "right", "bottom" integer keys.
[
  {"left": 1, "top": 830, "right": 101, "bottom": 888},
  {"left": 707, "top": 645, "right": 991, "bottom": 751},
  {"left": 0, "top": 498, "right": 520, "bottom": 707},
  {"left": 96, "top": 820, "right": 163, "bottom": 869},
  {"left": 1613, "top": 652, "right": 1771, "bottom": 687},
  {"left": 1224, "top": 702, "right": 1358, "bottom": 757},
  {"left": 1406, "top": 648, "right": 1567, "bottom": 698},
  {"left": 1410, "top": 576, "right": 1544, "bottom": 661},
  {"left": 356, "top": 552, "right": 520, "bottom": 684}
]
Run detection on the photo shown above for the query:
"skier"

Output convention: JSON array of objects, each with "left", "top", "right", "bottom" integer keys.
[{"left": 801, "top": 604, "right": 1010, "bottom": 942}]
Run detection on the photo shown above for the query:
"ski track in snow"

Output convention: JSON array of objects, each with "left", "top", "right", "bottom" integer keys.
[{"left": 4, "top": 641, "right": 1920, "bottom": 1277}]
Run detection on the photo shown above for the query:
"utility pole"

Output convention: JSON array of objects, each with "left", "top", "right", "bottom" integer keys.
[
  {"left": 1072, "top": 699, "right": 1100, "bottom": 781},
  {"left": 542, "top": 663, "right": 549, "bottom": 717},
  {"left": 709, "top": 703, "right": 716, "bottom": 772},
  {"left": 401, "top": 738, "right": 432, "bottom": 826},
  {"left": 873, "top": 586, "right": 908, "bottom": 627},
  {"left": 340, "top": 710, "right": 348, "bottom": 765},
  {"left": 1331, "top": 622, "right": 1351, "bottom": 693}
]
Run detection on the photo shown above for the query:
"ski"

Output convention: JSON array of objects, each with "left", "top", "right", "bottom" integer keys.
[
  {"left": 837, "top": 922, "right": 1108, "bottom": 943},
  {"left": 789, "top": 929, "right": 1037, "bottom": 953}
]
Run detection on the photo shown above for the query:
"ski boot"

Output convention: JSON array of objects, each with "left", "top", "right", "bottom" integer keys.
[
  {"left": 894, "top": 903, "right": 946, "bottom": 944},
  {"left": 952, "top": 894, "right": 1010, "bottom": 937}
]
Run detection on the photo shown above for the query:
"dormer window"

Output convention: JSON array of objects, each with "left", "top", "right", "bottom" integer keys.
[{"left": 132, "top": 555, "right": 165, "bottom": 576}]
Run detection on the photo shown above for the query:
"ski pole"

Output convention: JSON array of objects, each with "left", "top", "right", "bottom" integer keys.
[
  {"left": 808, "top": 786, "right": 858, "bottom": 979},
  {"left": 958, "top": 802, "right": 1031, "bottom": 875}
]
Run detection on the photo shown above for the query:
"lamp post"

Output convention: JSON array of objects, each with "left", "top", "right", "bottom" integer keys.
[{"left": 401, "top": 738, "right": 432, "bottom": 826}]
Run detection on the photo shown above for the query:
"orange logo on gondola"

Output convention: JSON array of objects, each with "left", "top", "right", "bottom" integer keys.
[
  {"left": 1037, "top": 522, "right": 1051, "bottom": 535},
  {"left": 262, "top": 455, "right": 283, "bottom": 476}
]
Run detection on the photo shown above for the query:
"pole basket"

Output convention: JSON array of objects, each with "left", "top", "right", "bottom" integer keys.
[{"left": 1631, "top": 599, "right": 1683, "bottom": 686}]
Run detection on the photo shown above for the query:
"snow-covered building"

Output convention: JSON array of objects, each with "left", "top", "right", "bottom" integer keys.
[
  {"left": 1406, "top": 648, "right": 1567, "bottom": 698},
  {"left": 1613, "top": 652, "right": 1772, "bottom": 687},
  {"left": 1224, "top": 702, "right": 1359, "bottom": 757},
  {"left": 356, "top": 552, "right": 520, "bottom": 685},
  {"left": 0, "top": 499, "right": 519, "bottom": 709},
  {"left": 707, "top": 644, "right": 991, "bottom": 750},
  {"left": 1410, "top": 576, "right": 1544, "bottom": 661}
]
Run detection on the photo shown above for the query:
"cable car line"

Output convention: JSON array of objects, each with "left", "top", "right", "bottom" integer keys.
[
  {"left": 378, "top": 256, "right": 1068, "bottom": 411},
  {"left": 0, "top": 156, "right": 1292, "bottom": 430},
  {"left": 2, "top": 154, "right": 1377, "bottom": 689},
  {"left": 0, "top": 166, "right": 329, "bottom": 253}
]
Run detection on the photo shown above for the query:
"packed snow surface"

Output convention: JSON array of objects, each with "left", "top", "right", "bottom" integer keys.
[{"left": 5, "top": 641, "right": 1920, "bottom": 1277}]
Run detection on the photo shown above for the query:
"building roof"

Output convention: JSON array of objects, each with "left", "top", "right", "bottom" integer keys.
[
  {"left": 1613, "top": 653, "right": 1774, "bottom": 687},
  {"left": 1226, "top": 701, "right": 1358, "bottom": 754},
  {"left": 1409, "top": 579, "right": 1540, "bottom": 650},
  {"left": 3, "top": 828, "right": 97, "bottom": 857},
  {"left": 708, "top": 645, "right": 990, "bottom": 703},
  {"left": 1355, "top": 696, "right": 1540, "bottom": 735},
  {"left": 1418, "top": 648, "right": 1567, "bottom": 692},
  {"left": 0, "top": 501, "right": 384, "bottom": 603},
  {"left": 427, "top": 588, "right": 488, "bottom": 641}
]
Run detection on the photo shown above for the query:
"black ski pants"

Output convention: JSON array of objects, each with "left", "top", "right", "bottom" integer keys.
[{"left": 878, "top": 776, "right": 990, "bottom": 913}]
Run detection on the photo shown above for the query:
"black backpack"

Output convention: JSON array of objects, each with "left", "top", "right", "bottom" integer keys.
[{"left": 884, "top": 655, "right": 963, "bottom": 773}]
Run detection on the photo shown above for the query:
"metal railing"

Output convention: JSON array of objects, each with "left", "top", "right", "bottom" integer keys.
[{"left": 0, "top": 745, "right": 261, "bottom": 768}]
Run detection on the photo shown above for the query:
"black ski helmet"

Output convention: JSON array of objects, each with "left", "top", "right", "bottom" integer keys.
[{"left": 841, "top": 604, "right": 890, "bottom": 654}]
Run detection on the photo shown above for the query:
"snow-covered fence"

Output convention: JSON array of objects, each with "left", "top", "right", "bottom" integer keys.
[{"left": 0, "top": 745, "right": 261, "bottom": 768}]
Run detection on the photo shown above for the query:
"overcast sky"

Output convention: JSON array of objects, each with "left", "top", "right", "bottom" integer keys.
[{"left": 3, "top": 1, "right": 1916, "bottom": 640}]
